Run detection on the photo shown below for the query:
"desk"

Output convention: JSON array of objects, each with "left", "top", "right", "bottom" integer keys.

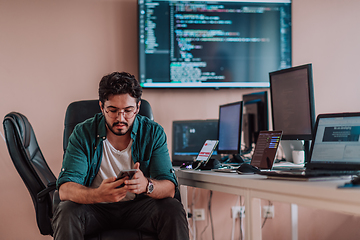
[{"left": 176, "top": 169, "right": 360, "bottom": 240}]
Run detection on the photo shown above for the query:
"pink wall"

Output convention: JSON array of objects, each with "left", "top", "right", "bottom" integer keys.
[
  {"left": 1, "top": 0, "right": 360, "bottom": 239},
  {"left": 0, "top": 1, "right": 138, "bottom": 239}
]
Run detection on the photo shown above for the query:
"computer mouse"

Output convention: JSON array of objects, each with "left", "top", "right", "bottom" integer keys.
[
  {"left": 351, "top": 175, "right": 360, "bottom": 185},
  {"left": 236, "top": 163, "right": 261, "bottom": 174}
]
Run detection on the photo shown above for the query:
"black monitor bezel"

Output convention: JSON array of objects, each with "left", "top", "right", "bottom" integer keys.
[
  {"left": 242, "top": 91, "right": 269, "bottom": 151},
  {"left": 137, "top": 0, "right": 292, "bottom": 89},
  {"left": 269, "top": 63, "right": 315, "bottom": 141},
  {"left": 217, "top": 101, "right": 244, "bottom": 155},
  {"left": 171, "top": 119, "right": 219, "bottom": 165}
]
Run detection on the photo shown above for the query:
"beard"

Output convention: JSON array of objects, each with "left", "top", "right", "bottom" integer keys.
[{"left": 105, "top": 120, "right": 131, "bottom": 136}]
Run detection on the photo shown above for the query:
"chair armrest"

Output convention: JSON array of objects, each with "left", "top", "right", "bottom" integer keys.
[
  {"left": 52, "top": 190, "right": 61, "bottom": 213},
  {"left": 37, "top": 182, "right": 56, "bottom": 202}
]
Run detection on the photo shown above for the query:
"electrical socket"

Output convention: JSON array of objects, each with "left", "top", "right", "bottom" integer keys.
[
  {"left": 262, "top": 205, "right": 275, "bottom": 219},
  {"left": 231, "top": 206, "right": 245, "bottom": 218},
  {"left": 193, "top": 208, "right": 205, "bottom": 221}
]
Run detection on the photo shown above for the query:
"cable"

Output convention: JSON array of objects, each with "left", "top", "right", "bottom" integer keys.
[
  {"left": 239, "top": 213, "right": 243, "bottom": 240},
  {"left": 239, "top": 196, "right": 243, "bottom": 240},
  {"left": 209, "top": 191, "right": 214, "bottom": 240},
  {"left": 200, "top": 191, "right": 210, "bottom": 239},
  {"left": 261, "top": 214, "right": 268, "bottom": 229},
  {"left": 199, "top": 190, "right": 214, "bottom": 240},
  {"left": 193, "top": 161, "right": 202, "bottom": 170},
  {"left": 261, "top": 200, "right": 273, "bottom": 229}
]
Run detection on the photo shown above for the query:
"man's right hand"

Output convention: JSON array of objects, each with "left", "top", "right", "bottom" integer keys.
[
  {"left": 59, "top": 177, "right": 129, "bottom": 204},
  {"left": 96, "top": 176, "right": 129, "bottom": 202}
]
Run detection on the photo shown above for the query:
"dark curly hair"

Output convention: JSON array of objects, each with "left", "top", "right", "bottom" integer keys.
[{"left": 98, "top": 72, "right": 142, "bottom": 106}]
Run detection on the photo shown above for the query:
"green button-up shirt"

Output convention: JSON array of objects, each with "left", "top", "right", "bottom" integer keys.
[{"left": 56, "top": 113, "right": 177, "bottom": 189}]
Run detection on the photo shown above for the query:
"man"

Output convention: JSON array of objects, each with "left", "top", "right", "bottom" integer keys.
[{"left": 52, "top": 72, "right": 189, "bottom": 240}]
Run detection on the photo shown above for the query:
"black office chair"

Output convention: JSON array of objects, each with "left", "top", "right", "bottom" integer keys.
[
  {"left": 2, "top": 99, "right": 158, "bottom": 240},
  {"left": 63, "top": 99, "right": 154, "bottom": 152},
  {"left": 62, "top": 99, "right": 158, "bottom": 240},
  {"left": 3, "top": 112, "right": 57, "bottom": 236}
]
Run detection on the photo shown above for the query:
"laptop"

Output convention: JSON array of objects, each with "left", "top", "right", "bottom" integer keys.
[
  {"left": 260, "top": 112, "right": 360, "bottom": 180},
  {"left": 171, "top": 119, "right": 219, "bottom": 166},
  {"left": 250, "top": 130, "right": 283, "bottom": 170},
  {"left": 215, "top": 130, "right": 282, "bottom": 173}
]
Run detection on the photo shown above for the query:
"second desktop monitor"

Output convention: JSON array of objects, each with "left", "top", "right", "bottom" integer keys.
[{"left": 217, "top": 101, "right": 243, "bottom": 155}]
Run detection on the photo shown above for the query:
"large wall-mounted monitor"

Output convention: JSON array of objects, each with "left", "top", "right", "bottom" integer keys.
[
  {"left": 217, "top": 101, "right": 243, "bottom": 155},
  {"left": 242, "top": 91, "right": 269, "bottom": 153},
  {"left": 138, "top": 0, "right": 292, "bottom": 88}
]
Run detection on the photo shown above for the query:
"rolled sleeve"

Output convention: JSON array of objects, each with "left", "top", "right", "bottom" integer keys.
[
  {"left": 56, "top": 127, "right": 90, "bottom": 189},
  {"left": 149, "top": 126, "right": 178, "bottom": 187}
]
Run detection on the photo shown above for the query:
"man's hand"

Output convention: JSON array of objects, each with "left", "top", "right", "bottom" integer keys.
[
  {"left": 96, "top": 176, "right": 129, "bottom": 202},
  {"left": 124, "top": 162, "right": 176, "bottom": 199},
  {"left": 59, "top": 176, "right": 129, "bottom": 204},
  {"left": 124, "top": 162, "right": 148, "bottom": 194}
]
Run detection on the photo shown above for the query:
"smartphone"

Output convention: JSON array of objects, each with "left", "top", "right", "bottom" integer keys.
[
  {"left": 116, "top": 169, "right": 137, "bottom": 188},
  {"left": 116, "top": 169, "right": 137, "bottom": 180}
]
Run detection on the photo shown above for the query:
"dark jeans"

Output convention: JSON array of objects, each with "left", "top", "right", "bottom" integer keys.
[{"left": 52, "top": 196, "right": 189, "bottom": 240}]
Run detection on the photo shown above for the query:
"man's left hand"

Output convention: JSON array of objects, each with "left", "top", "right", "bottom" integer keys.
[{"left": 124, "top": 162, "right": 148, "bottom": 194}]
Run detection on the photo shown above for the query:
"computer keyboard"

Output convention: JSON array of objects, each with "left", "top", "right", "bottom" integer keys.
[{"left": 304, "top": 170, "right": 360, "bottom": 176}]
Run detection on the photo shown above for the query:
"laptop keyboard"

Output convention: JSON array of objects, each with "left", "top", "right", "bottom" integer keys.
[{"left": 304, "top": 170, "right": 360, "bottom": 176}]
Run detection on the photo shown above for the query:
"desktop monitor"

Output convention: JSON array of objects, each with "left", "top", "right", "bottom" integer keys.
[
  {"left": 242, "top": 91, "right": 269, "bottom": 153},
  {"left": 217, "top": 101, "right": 243, "bottom": 156},
  {"left": 172, "top": 119, "right": 219, "bottom": 166},
  {"left": 138, "top": 0, "right": 292, "bottom": 88},
  {"left": 269, "top": 63, "right": 315, "bottom": 161}
]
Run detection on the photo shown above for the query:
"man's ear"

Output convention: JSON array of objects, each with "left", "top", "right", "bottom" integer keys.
[
  {"left": 99, "top": 100, "right": 104, "bottom": 112},
  {"left": 136, "top": 100, "right": 141, "bottom": 114}
]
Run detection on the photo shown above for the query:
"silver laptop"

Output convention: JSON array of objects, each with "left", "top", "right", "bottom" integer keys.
[{"left": 260, "top": 112, "right": 360, "bottom": 179}]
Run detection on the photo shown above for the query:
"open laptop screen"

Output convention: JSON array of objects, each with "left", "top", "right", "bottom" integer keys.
[
  {"left": 310, "top": 114, "right": 360, "bottom": 166},
  {"left": 251, "top": 131, "right": 282, "bottom": 169}
]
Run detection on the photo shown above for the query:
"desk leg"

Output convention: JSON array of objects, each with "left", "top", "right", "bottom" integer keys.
[
  {"left": 291, "top": 204, "right": 298, "bottom": 240},
  {"left": 180, "top": 185, "right": 188, "bottom": 218},
  {"left": 245, "top": 193, "right": 262, "bottom": 240}
]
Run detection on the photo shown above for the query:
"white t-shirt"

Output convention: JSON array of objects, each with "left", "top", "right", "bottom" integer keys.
[{"left": 91, "top": 138, "right": 135, "bottom": 201}]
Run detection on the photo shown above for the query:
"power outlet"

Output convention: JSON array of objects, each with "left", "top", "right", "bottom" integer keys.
[
  {"left": 262, "top": 205, "right": 275, "bottom": 219},
  {"left": 231, "top": 206, "right": 245, "bottom": 218},
  {"left": 193, "top": 208, "right": 205, "bottom": 221}
]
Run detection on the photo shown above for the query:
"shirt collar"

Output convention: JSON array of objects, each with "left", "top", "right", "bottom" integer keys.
[
  {"left": 97, "top": 113, "right": 107, "bottom": 139},
  {"left": 131, "top": 114, "right": 140, "bottom": 140}
]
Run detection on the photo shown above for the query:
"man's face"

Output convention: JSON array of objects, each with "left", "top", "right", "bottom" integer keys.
[{"left": 100, "top": 94, "right": 140, "bottom": 136}]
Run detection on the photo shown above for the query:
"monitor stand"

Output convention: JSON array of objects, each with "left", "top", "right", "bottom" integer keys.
[
  {"left": 192, "top": 159, "right": 221, "bottom": 170},
  {"left": 221, "top": 154, "right": 244, "bottom": 164},
  {"left": 304, "top": 140, "right": 311, "bottom": 164}
]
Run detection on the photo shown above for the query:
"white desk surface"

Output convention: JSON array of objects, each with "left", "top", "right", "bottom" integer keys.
[{"left": 176, "top": 169, "right": 360, "bottom": 217}]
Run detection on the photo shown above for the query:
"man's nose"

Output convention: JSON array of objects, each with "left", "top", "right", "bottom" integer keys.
[{"left": 116, "top": 111, "right": 126, "bottom": 121}]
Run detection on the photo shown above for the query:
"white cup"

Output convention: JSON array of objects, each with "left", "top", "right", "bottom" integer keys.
[{"left": 292, "top": 150, "right": 305, "bottom": 164}]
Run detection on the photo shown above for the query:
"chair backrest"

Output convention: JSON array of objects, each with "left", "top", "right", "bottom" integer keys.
[
  {"left": 3, "top": 112, "right": 57, "bottom": 236},
  {"left": 63, "top": 99, "right": 154, "bottom": 152},
  {"left": 61, "top": 99, "right": 183, "bottom": 202}
]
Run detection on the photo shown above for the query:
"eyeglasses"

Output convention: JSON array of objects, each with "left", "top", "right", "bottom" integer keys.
[{"left": 104, "top": 107, "right": 137, "bottom": 119}]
